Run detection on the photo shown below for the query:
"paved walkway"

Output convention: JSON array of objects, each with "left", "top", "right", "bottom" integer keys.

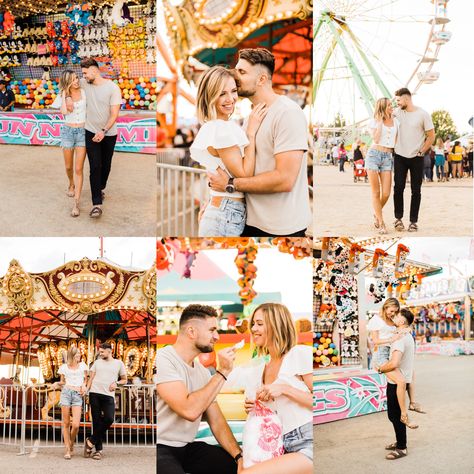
[
  {"left": 0, "top": 145, "right": 156, "bottom": 237},
  {"left": 314, "top": 163, "right": 473, "bottom": 236},
  {"left": 314, "top": 355, "right": 474, "bottom": 473}
]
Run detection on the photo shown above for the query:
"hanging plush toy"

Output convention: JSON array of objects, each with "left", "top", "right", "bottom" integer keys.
[
  {"left": 3, "top": 10, "right": 15, "bottom": 36},
  {"left": 111, "top": 0, "right": 129, "bottom": 27}
]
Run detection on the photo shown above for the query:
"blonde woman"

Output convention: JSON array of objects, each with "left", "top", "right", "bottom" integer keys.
[
  {"left": 365, "top": 98, "right": 399, "bottom": 234},
  {"left": 53, "top": 346, "right": 88, "bottom": 459},
  {"left": 52, "top": 70, "right": 87, "bottom": 217},
  {"left": 240, "top": 303, "right": 313, "bottom": 474},
  {"left": 190, "top": 66, "right": 267, "bottom": 236},
  {"left": 368, "top": 298, "right": 421, "bottom": 429}
]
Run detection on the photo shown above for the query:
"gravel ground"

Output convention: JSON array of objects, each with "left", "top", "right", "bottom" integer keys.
[{"left": 314, "top": 354, "right": 474, "bottom": 473}]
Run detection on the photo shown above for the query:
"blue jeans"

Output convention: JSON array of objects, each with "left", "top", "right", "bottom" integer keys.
[
  {"left": 198, "top": 199, "right": 246, "bottom": 236},
  {"left": 365, "top": 148, "right": 393, "bottom": 172},
  {"left": 283, "top": 422, "right": 313, "bottom": 461},
  {"left": 61, "top": 125, "right": 85, "bottom": 149},
  {"left": 371, "top": 345, "right": 390, "bottom": 368}
]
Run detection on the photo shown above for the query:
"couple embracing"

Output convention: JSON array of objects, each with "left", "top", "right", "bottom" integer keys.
[
  {"left": 366, "top": 88, "right": 435, "bottom": 234},
  {"left": 53, "top": 58, "right": 121, "bottom": 218},
  {"left": 155, "top": 303, "right": 313, "bottom": 474},
  {"left": 190, "top": 48, "right": 311, "bottom": 237}
]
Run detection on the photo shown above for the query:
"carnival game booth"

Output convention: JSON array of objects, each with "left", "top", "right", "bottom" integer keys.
[
  {"left": 0, "top": 0, "right": 156, "bottom": 153},
  {"left": 312, "top": 237, "right": 441, "bottom": 425},
  {"left": 0, "top": 257, "right": 157, "bottom": 453},
  {"left": 403, "top": 275, "right": 474, "bottom": 356},
  {"left": 156, "top": 237, "right": 313, "bottom": 443}
]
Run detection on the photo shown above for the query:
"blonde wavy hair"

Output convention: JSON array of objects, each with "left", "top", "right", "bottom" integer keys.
[
  {"left": 250, "top": 303, "right": 297, "bottom": 357},
  {"left": 374, "top": 97, "right": 392, "bottom": 121},
  {"left": 380, "top": 297, "right": 400, "bottom": 325},
  {"left": 196, "top": 66, "right": 235, "bottom": 123},
  {"left": 58, "top": 69, "right": 78, "bottom": 97},
  {"left": 66, "top": 346, "right": 80, "bottom": 366}
]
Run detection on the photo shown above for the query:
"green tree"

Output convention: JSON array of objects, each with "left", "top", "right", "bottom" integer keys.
[{"left": 431, "top": 110, "right": 458, "bottom": 141}]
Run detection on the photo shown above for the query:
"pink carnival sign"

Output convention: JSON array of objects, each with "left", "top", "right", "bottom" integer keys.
[
  {"left": 313, "top": 372, "right": 387, "bottom": 424},
  {"left": 0, "top": 112, "right": 156, "bottom": 154}
]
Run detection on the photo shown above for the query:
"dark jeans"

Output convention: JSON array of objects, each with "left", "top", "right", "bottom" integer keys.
[
  {"left": 393, "top": 153, "right": 424, "bottom": 223},
  {"left": 387, "top": 382, "right": 410, "bottom": 450},
  {"left": 85, "top": 130, "right": 117, "bottom": 205},
  {"left": 339, "top": 159, "right": 345, "bottom": 172},
  {"left": 435, "top": 165, "right": 445, "bottom": 179},
  {"left": 89, "top": 392, "right": 115, "bottom": 451},
  {"left": 242, "top": 224, "right": 306, "bottom": 237},
  {"left": 157, "top": 442, "right": 237, "bottom": 474}
]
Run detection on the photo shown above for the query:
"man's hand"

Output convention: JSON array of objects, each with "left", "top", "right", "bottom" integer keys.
[
  {"left": 216, "top": 347, "right": 237, "bottom": 377},
  {"left": 108, "top": 382, "right": 117, "bottom": 392},
  {"left": 207, "top": 167, "right": 229, "bottom": 192},
  {"left": 93, "top": 131, "right": 105, "bottom": 142},
  {"left": 237, "top": 456, "right": 244, "bottom": 473}
]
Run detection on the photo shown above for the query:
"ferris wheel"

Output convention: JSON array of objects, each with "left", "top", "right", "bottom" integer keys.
[{"left": 313, "top": 0, "right": 452, "bottom": 128}]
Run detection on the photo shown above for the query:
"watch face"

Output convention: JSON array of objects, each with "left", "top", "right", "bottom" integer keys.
[{"left": 225, "top": 184, "right": 234, "bottom": 193}]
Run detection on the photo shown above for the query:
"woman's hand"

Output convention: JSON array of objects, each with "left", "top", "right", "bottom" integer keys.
[
  {"left": 80, "top": 384, "right": 87, "bottom": 396},
  {"left": 256, "top": 384, "right": 288, "bottom": 401},
  {"left": 246, "top": 103, "right": 268, "bottom": 138},
  {"left": 244, "top": 398, "right": 255, "bottom": 414},
  {"left": 65, "top": 95, "right": 74, "bottom": 113}
]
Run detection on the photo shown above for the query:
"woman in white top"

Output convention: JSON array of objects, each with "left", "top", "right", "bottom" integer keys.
[
  {"left": 53, "top": 70, "right": 87, "bottom": 217},
  {"left": 240, "top": 303, "right": 313, "bottom": 474},
  {"left": 52, "top": 346, "right": 88, "bottom": 459},
  {"left": 365, "top": 98, "right": 399, "bottom": 234},
  {"left": 190, "top": 66, "right": 267, "bottom": 236},
  {"left": 368, "top": 297, "right": 419, "bottom": 429}
]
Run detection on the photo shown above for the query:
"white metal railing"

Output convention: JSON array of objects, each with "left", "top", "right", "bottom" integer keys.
[{"left": 0, "top": 384, "right": 156, "bottom": 454}]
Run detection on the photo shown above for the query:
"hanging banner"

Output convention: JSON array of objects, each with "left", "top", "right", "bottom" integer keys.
[{"left": 0, "top": 113, "right": 156, "bottom": 154}]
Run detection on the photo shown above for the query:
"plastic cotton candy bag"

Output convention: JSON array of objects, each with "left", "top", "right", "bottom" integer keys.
[{"left": 242, "top": 400, "right": 285, "bottom": 468}]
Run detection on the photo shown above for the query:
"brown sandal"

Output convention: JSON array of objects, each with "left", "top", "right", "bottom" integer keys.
[
  {"left": 385, "top": 442, "right": 398, "bottom": 450},
  {"left": 84, "top": 437, "right": 94, "bottom": 458},
  {"left": 386, "top": 448, "right": 407, "bottom": 460},
  {"left": 409, "top": 402, "right": 426, "bottom": 414},
  {"left": 92, "top": 451, "right": 102, "bottom": 460},
  {"left": 89, "top": 206, "right": 102, "bottom": 218},
  {"left": 71, "top": 200, "right": 80, "bottom": 217},
  {"left": 400, "top": 413, "right": 418, "bottom": 429}
]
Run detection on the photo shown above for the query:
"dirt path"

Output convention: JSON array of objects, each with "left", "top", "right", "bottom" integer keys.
[
  {"left": 313, "top": 164, "right": 473, "bottom": 236},
  {"left": 314, "top": 355, "right": 474, "bottom": 473},
  {"left": 0, "top": 145, "right": 156, "bottom": 237}
]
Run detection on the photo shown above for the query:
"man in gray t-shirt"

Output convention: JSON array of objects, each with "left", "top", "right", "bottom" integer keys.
[
  {"left": 208, "top": 48, "right": 311, "bottom": 237},
  {"left": 392, "top": 87, "right": 435, "bottom": 232},
  {"left": 80, "top": 58, "right": 122, "bottom": 218},
  {"left": 377, "top": 309, "right": 417, "bottom": 461},
  {"left": 84, "top": 342, "right": 127, "bottom": 459},
  {"left": 155, "top": 304, "right": 242, "bottom": 474}
]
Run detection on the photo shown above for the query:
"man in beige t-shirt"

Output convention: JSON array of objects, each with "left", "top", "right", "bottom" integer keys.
[
  {"left": 155, "top": 304, "right": 242, "bottom": 474},
  {"left": 208, "top": 48, "right": 311, "bottom": 236},
  {"left": 392, "top": 88, "right": 435, "bottom": 233},
  {"left": 80, "top": 58, "right": 122, "bottom": 219}
]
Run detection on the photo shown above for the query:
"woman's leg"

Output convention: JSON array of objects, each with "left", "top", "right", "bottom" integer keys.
[
  {"left": 63, "top": 148, "right": 75, "bottom": 192},
  {"left": 241, "top": 452, "right": 312, "bottom": 474},
  {"left": 61, "top": 405, "right": 72, "bottom": 452},
  {"left": 70, "top": 405, "right": 82, "bottom": 449},
  {"left": 74, "top": 146, "right": 87, "bottom": 202},
  {"left": 379, "top": 170, "right": 392, "bottom": 209},
  {"left": 367, "top": 170, "right": 383, "bottom": 226}
]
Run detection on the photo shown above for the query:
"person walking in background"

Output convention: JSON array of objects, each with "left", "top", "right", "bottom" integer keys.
[
  {"left": 80, "top": 58, "right": 122, "bottom": 219},
  {"left": 466, "top": 142, "right": 473, "bottom": 177},
  {"left": 449, "top": 141, "right": 464, "bottom": 179},
  {"left": 84, "top": 342, "right": 127, "bottom": 460},
  {"left": 338, "top": 142, "right": 347, "bottom": 172},
  {"left": 433, "top": 138, "right": 446, "bottom": 182},
  {"left": 392, "top": 88, "right": 435, "bottom": 232},
  {"left": 331, "top": 143, "right": 339, "bottom": 166}
]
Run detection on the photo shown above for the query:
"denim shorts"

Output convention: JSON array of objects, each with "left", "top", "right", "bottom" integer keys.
[
  {"left": 61, "top": 125, "right": 85, "bottom": 149},
  {"left": 60, "top": 386, "right": 83, "bottom": 407},
  {"left": 372, "top": 345, "right": 390, "bottom": 368},
  {"left": 365, "top": 148, "right": 393, "bottom": 172},
  {"left": 198, "top": 198, "right": 246, "bottom": 237},
  {"left": 283, "top": 422, "right": 313, "bottom": 461}
]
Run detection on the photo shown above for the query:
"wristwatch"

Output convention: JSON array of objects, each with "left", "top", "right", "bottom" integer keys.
[
  {"left": 225, "top": 177, "right": 235, "bottom": 193},
  {"left": 101, "top": 127, "right": 108, "bottom": 134},
  {"left": 234, "top": 452, "right": 243, "bottom": 464}
]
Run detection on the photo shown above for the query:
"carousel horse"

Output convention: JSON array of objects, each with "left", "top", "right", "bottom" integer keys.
[
  {"left": 0, "top": 386, "right": 11, "bottom": 418},
  {"left": 31, "top": 382, "right": 61, "bottom": 421}
]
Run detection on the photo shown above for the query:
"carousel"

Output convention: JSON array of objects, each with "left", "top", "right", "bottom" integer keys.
[
  {"left": 0, "top": 257, "right": 156, "bottom": 444},
  {"left": 0, "top": 0, "right": 156, "bottom": 153},
  {"left": 157, "top": 0, "right": 313, "bottom": 139},
  {"left": 312, "top": 237, "right": 441, "bottom": 424}
]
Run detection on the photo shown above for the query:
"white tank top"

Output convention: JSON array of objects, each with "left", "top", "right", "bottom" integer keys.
[
  {"left": 52, "top": 89, "right": 86, "bottom": 124},
  {"left": 369, "top": 118, "right": 399, "bottom": 148}
]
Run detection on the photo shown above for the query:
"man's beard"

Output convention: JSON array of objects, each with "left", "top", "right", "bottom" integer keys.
[
  {"left": 237, "top": 85, "right": 256, "bottom": 98},
  {"left": 196, "top": 342, "right": 214, "bottom": 353},
  {"left": 86, "top": 78, "right": 94, "bottom": 84}
]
